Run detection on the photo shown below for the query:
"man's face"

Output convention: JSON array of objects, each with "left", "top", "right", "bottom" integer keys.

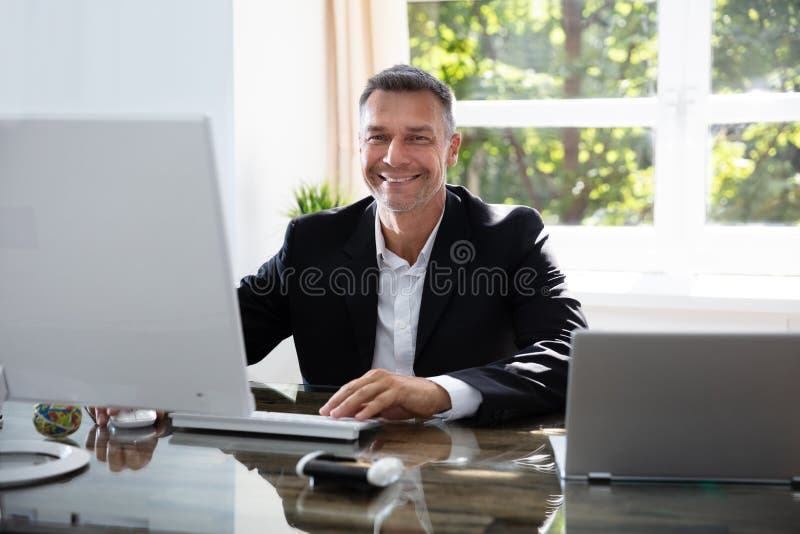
[{"left": 359, "top": 90, "right": 460, "bottom": 213}]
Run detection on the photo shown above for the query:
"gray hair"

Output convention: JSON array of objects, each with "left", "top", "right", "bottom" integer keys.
[{"left": 359, "top": 64, "right": 456, "bottom": 137}]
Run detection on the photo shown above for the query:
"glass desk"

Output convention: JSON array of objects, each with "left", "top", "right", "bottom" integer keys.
[{"left": 0, "top": 384, "right": 797, "bottom": 533}]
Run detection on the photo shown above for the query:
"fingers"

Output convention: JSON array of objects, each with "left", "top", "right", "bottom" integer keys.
[
  {"left": 319, "top": 370, "right": 410, "bottom": 420},
  {"left": 86, "top": 407, "right": 165, "bottom": 428},
  {"left": 94, "top": 408, "right": 110, "bottom": 428},
  {"left": 93, "top": 426, "right": 110, "bottom": 463},
  {"left": 123, "top": 439, "right": 157, "bottom": 471},
  {"left": 85, "top": 425, "right": 98, "bottom": 451},
  {"left": 353, "top": 389, "right": 397, "bottom": 420},
  {"left": 318, "top": 378, "right": 363, "bottom": 415},
  {"left": 107, "top": 440, "right": 154, "bottom": 473},
  {"left": 336, "top": 382, "right": 395, "bottom": 420},
  {"left": 85, "top": 419, "right": 159, "bottom": 472},
  {"left": 107, "top": 441, "right": 153, "bottom": 473},
  {"left": 153, "top": 411, "right": 169, "bottom": 437},
  {"left": 87, "top": 406, "right": 120, "bottom": 427},
  {"left": 319, "top": 370, "right": 385, "bottom": 416},
  {"left": 107, "top": 441, "right": 124, "bottom": 472},
  {"left": 123, "top": 447, "right": 150, "bottom": 471},
  {"left": 320, "top": 372, "right": 453, "bottom": 421}
]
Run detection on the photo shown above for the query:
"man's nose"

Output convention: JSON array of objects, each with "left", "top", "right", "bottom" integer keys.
[{"left": 383, "top": 138, "right": 411, "bottom": 167}]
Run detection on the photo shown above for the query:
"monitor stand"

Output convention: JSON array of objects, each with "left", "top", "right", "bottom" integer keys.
[{"left": 0, "top": 366, "right": 91, "bottom": 488}]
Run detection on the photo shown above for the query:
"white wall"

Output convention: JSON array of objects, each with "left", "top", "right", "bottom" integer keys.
[
  {"left": 233, "top": 0, "right": 330, "bottom": 384},
  {"left": 0, "top": 0, "right": 308, "bottom": 384},
  {"left": 232, "top": 0, "right": 330, "bottom": 278},
  {"left": 0, "top": 0, "right": 234, "bottom": 232}
]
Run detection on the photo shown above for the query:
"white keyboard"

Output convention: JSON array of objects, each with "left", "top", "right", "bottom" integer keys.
[{"left": 170, "top": 410, "right": 381, "bottom": 441}]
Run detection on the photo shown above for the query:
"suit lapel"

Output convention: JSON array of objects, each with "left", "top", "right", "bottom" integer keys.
[
  {"left": 415, "top": 189, "right": 472, "bottom": 361},
  {"left": 342, "top": 202, "right": 379, "bottom": 373}
]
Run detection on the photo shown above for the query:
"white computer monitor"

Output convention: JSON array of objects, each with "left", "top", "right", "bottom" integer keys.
[{"left": 0, "top": 116, "right": 255, "bottom": 418}]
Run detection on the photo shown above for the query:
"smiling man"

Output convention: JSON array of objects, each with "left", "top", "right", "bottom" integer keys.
[{"left": 238, "top": 65, "right": 587, "bottom": 423}]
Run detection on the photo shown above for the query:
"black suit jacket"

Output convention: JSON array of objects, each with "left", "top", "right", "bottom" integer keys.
[{"left": 238, "top": 185, "right": 587, "bottom": 423}]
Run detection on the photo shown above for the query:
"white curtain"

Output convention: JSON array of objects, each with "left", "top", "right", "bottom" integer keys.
[{"left": 326, "top": 0, "right": 410, "bottom": 200}]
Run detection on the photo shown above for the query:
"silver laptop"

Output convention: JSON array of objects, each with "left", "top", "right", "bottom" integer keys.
[
  {"left": 550, "top": 331, "right": 800, "bottom": 485},
  {"left": 0, "top": 116, "right": 377, "bottom": 441}
]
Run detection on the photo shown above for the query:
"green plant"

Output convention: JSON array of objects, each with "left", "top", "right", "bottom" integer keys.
[{"left": 286, "top": 182, "right": 348, "bottom": 218}]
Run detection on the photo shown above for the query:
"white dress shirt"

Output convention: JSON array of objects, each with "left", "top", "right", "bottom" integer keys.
[{"left": 371, "top": 210, "right": 483, "bottom": 420}]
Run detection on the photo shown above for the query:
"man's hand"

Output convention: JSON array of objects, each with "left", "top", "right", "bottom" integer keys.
[
  {"left": 86, "top": 407, "right": 166, "bottom": 428},
  {"left": 85, "top": 417, "right": 170, "bottom": 472},
  {"left": 319, "top": 369, "right": 452, "bottom": 420}
]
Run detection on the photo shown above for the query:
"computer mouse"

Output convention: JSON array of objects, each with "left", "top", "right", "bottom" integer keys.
[{"left": 109, "top": 409, "right": 158, "bottom": 429}]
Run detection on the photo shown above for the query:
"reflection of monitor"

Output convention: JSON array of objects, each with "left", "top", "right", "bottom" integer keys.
[{"left": 0, "top": 117, "right": 254, "bottom": 483}]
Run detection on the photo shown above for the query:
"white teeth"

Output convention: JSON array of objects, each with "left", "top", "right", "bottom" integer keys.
[{"left": 380, "top": 174, "right": 419, "bottom": 183}]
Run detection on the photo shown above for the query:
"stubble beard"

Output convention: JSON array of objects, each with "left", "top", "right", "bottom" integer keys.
[
  {"left": 367, "top": 157, "right": 449, "bottom": 213},
  {"left": 373, "top": 173, "right": 446, "bottom": 213}
]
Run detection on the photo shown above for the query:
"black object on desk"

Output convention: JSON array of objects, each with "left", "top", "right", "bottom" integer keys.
[{"left": 296, "top": 451, "right": 403, "bottom": 488}]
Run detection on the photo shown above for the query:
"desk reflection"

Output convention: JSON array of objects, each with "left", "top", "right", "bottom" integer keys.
[
  {"left": 171, "top": 419, "right": 562, "bottom": 533},
  {"left": 8, "top": 385, "right": 793, "bottom": 532},
  {"left": 541, "top": 481, "right": 800, "bottom": 534},
  {"left": 170, "top": 424, "right": 454, "bottom": 533},
  {"left": 84, "top": 418, "right": 171, "bottom": 473},
  {"left": 1, "top": 401, "right": 240, "bottom": 533}
]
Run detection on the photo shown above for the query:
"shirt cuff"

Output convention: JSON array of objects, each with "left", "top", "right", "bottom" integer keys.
[{"left": 427, "top": 375, "right": 483, "bottom": 421}]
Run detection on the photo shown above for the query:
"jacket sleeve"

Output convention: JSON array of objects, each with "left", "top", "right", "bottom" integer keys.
[
  {"left": 237, "top": 221, "right": 295, "bottom": 365},
  {"left": 447, "top": 226, "right": 587, "bottom": 424}
]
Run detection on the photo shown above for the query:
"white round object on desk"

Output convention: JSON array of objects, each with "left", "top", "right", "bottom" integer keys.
[
  {"left": 0, "top": 440, "right": 90, "bottom": 487},
  {"left": 367, "top": 457, "right": 404, "bottom": 487}
]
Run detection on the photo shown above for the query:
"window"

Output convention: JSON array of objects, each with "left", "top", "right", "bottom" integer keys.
[{"left": 408, "top": 0, "right": 800, "bottom": 276}]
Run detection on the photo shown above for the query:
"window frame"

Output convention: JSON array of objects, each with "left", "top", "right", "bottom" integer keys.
[{"left": 409, "top": 0, "right": 800, "bottom": 276}]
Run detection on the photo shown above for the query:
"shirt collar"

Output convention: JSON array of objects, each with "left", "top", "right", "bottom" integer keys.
[{"left": 374, "top": 204, "right": 445, "bottom": 271}]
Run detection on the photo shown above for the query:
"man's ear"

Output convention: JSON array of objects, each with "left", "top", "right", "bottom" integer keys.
[{"left": 446, "top": 132, "right": 461, "bottom": 167}]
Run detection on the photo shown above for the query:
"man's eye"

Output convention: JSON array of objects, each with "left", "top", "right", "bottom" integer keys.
[
  {"left": 368, "top": 135, "right": 386, "bottom": 142},
  {"left": 411, "top": 136, "right": 430, "bottom": 142}
]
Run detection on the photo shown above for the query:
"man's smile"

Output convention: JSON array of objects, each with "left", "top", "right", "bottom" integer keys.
[{"left": 379, "top": 173, "right": 421, "bottom": 183}]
